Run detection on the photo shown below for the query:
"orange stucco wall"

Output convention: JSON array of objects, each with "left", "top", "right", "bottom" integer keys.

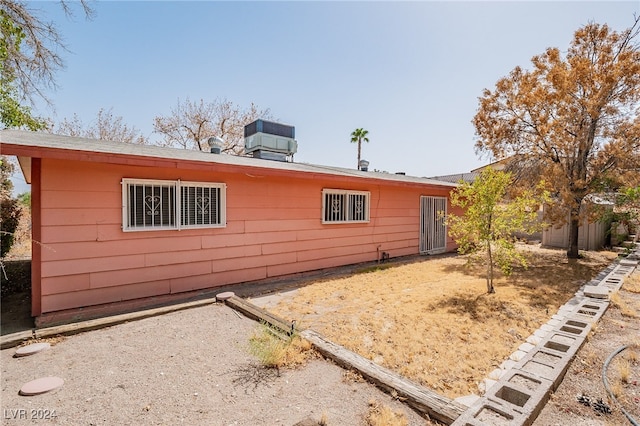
[{"left": 35, "top": 157, "right": 457, "bottom": 314}]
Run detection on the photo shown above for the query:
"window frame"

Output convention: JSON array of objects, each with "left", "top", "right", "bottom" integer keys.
[
  {"left": 122, "top": 178, "right": 226, "bottom": 232},
  {"left": 322, "top": 188, "right": 370, "bottom": 224},
  {"left": 179, "top": 181, "right": 226, "bottom": 230}
]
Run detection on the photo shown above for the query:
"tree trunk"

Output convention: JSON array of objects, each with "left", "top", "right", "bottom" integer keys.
[
  {"left": 486, "top": 243, "right": 495, "bottom": 293},
  {"left": 566, "top": 212, "right": 580, "bottom": 259},
  {"left": 357, "top": 140, "right": 362, "bottom": 169}
]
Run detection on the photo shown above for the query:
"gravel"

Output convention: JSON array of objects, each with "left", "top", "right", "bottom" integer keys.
[
  {"left": 1, "top": 302, "right": 428, "bottom": 425},
  {"left": 3, "top": 266, "right": 638, "bottom": 426},
  {"left": 533, "top": 284, "right": 640, "bottom": 426}
]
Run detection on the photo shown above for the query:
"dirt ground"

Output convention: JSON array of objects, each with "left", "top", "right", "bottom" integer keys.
[
  {"left": 265, "top": 245, "right": 622, "bottom": 399},
  {"left": 533, "top": 283, "right": 640, "bottom": 426},
  {"left": 1, "top": 245, "right": 638, "bottom": 425},
  {"left": 1, "top": 302, "right": 427, "bottom": 425}
]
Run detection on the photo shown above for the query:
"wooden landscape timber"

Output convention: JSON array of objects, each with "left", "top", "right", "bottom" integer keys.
[
  {"left": 223, "top": 296, "right": 466, "bottom": 424},
  {"left": 224, "top": 295, "right": 295, "bottom": 335},
  {"left": 301, "top": 329, "right": 467, "bottom": 424}
]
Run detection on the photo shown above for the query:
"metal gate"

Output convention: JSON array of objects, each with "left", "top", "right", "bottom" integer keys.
[{"left": 420, "top": 196, "right": 447, "bottom": 254}]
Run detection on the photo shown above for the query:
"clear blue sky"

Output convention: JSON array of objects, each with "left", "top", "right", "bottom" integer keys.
[{"left": 12, "top": 1, "right": 639, "bottom": 193}]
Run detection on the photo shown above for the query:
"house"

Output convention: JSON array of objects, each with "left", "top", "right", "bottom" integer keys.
[
  {"left": 0, "top": 129, "right": 460, "bottom": 325},
  {"left": 426, "top": 172, "right": 479, "bottom": 184}
]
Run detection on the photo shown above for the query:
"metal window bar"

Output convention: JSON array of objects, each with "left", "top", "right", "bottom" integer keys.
[
  {"left": 124, "top": 180, "right": 226, "bottom": 231},
  {"left": 324, "top": 192, "right": 346, "bottom": 222},
  {"left": 420, "top": 196, "right": 447, "bottom": 254},
  {"left": 324, "top": 191, "right": 370, "bottom": 223},
  {"left": 211, "top": 187, "right": 220, "bottom": 224},
  {"left": 433, "top": 197, "right": 445, "bottom": 249},
  {"left": 420, "top": 196, "right": 432, "bottom": 253},
  {"left": 128, "top": 183, "right": 175, "bottom": 229},
  {"left": 181, "top": 185, "right": 221, "bottom": 227},
  {"left": 348, "top": 193, "right": 367, "bottom": 221}
]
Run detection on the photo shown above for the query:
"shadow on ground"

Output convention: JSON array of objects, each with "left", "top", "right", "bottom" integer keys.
[
  {"left": 1, "top": 259, "right": 33, "bottom": 335},
  {"left": 1, "top": 290, "right": 33, "bottom": 335}
]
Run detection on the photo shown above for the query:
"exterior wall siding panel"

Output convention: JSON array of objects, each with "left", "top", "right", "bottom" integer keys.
[
  {"left": 267, "top": 252, "right": 375, "bottom": 277},
  {"left": 43, "top": 236, "right": 203, "bottom": 261},
  {"left": 88, "top": 261, "right": 213, "bottom": 289},
  {"left": 42, "top": 280, "right": 172, "bottom": 313},
  {"left": 41, "top": 208, "right": 122, "bottom": 226},
  {"left": 41, "top": 254, "right": 146, "bottom": 277},
  {"left": 41, "top": 274, "right": 91, "bottom": 295},
  {"left": 29, "top": 156, "right": 457, "bottom": 315},
  {"left": 41, "top": 190, "right": 119, "bottom": 209}
]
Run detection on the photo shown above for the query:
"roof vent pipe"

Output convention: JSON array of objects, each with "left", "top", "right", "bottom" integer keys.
[
  {"left": 207, "top": 137, "right": 225, "bottom": 154},
  {"left": 359, "top": 159, "right": 370, "bottom": 172}
]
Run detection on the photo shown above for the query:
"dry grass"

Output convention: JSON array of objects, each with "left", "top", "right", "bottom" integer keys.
[
  {"left": 575, "top": 347, "right": 600, "bottom": 374},
  {"left": 611, "top": 381, "right": 624, "bottom": 399},
  {"left": 609, "top": 345, "right": 640, "bottom": 407},
  {"left": 616, "top": 358, "right": 632, "bottom": 384},
  {"left": 366, "top": 400, "right": 408, "bottom": 426},
  {"left": 342, "top": 369, "right": 366, "bottom": 384},
  {"left": 19, "top": 335, "right": 66, "bottom": 347},
  {"left": 247, "top": 322, "right": 314, "bottom": 369},
  {"left": 280, "top": 334, "right": 314, "bottom": 367},
  {"left": 5, "top": 205, "right": 31, "bottom": 259},
  {"left": 624, "top": 273, "right": 640, "bottom": 293},
  {"left": 610, "top": 291, "right": 640, "bottom": 318},
  {"left": 319, "top": 413, "right": 328, "bottom": 426},
  {"left": 627, "top": 345, "right": 639, "bottom": 363},
  {"left": 271, "top": 244, "right": 617, "bottom": 399},
  {"left": 586, "top": 322, "right": 600, "bottom": 342}
]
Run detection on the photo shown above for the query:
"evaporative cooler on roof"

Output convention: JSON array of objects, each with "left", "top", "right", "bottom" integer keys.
[{"left": 244, "top": 119, "right": 297, "bottom": 162}]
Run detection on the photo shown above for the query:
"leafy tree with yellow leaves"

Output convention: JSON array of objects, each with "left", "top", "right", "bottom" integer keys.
[
  {"left": 447, "top": 168, "right": 548, "bottom": 294},
  {"left": 473, "top": 18, "right": 640, "bottom": 259}
]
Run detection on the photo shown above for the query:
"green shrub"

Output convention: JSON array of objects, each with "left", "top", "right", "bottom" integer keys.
[
  {"left": 0, "top": 197, "right": 21, "bottom": 257},
  {"left": 17, "top": 192, "right": 30, "bottom": 207}
]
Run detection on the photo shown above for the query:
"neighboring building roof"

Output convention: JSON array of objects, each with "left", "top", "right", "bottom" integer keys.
[
  {"left": 471, "top": 157, "right": 511, "bottom": 173},
  {"left": 0, "top": 130, "right": 457, "bottom": 188},
  {"left": 427, "top": 172, "right": 479, "bottom": 184}
]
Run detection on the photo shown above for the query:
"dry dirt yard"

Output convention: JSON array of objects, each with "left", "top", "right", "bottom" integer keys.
[
  {"left": 534, "top": 278, "right": 640, "bottom": 426},
  {"left": 266, "top": 245, "right": 620, "bottom": 399},
  {"left": 261, "top": 244, "right": 640, "bottom": 425},
  {"left": 1, "top": 244, "right": 638, "bottom": 425},
  {"left": 1, "top": 303, "right": 426, "bottom": 425}
]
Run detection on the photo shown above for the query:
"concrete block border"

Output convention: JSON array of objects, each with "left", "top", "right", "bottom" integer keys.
[
  {"left": 456, "top": 368, "right": 554, "bottom": 426},
  {"left": 452, "top": 250, "right": 638, "bottom": 426}
]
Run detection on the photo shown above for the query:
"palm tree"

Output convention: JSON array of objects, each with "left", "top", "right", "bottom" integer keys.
[{"left": 350, "top": 128, "right": 369, "bottom": 169}]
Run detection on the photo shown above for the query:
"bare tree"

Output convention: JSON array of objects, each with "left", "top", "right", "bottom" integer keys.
[
  {"left": 153, "top": 97, "right": 273, "bottom": 154},
  {"left": 53, "top": 108, "right": 148, "bottom": 144},
  {"left": 0, "top": 0, "right": 93, "bottom": 106}
]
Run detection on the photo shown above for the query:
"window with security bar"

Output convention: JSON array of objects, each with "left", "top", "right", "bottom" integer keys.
[
  {"left": 122, "top": 179, "right": 226, "bottom": 231},
  {"left": 180, "top": 184, "right": 223, "bottom": 228},
  {"left": 322, "top": 189, "right": 370, "bottom": 223}
]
